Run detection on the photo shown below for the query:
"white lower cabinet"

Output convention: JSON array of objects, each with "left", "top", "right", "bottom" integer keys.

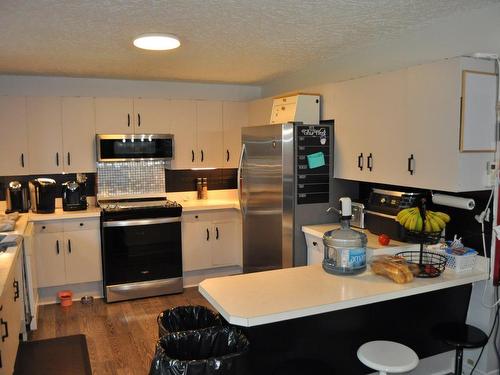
[
  {"left": 0, "top": 247, "right": 24, "bottom": 375},
  {"left": 34, "top": 218, "right": 102, "bottom": 288},
  {"left": 182, "top": 211, "right": 241, "bottom": 272}
]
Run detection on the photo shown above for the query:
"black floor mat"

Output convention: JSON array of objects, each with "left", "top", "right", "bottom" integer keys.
[{"left": 14, "top": 334, "right": 92, "bottom": 375}]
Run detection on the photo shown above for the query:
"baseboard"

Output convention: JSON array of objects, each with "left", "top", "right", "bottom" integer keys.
[
  {"left": 183, "top": 266, "right": 242, "bottom": 287},
  {"left": 37, "top": 281, "right": 104, "bottom": 305}
]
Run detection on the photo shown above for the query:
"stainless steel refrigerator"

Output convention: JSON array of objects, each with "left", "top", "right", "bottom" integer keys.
[{"left": 238, "top": 122, "right": 358, "bottom": 273}]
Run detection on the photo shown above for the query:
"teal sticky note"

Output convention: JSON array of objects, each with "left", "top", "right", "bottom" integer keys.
[{"left": 307, "top": 152, "right": 325, "bottom": 169}]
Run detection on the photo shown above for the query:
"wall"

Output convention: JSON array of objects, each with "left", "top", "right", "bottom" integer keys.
[
  {"left": 0, "top": 75, "right": 261, "bottom": 101},
  {"left": 261, "top": 2, "right": 500, "bottom": 97}
]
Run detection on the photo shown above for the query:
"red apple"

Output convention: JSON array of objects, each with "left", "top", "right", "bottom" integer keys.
[{"left": 378, "top": 234, "right": 391, "bottom": 246}]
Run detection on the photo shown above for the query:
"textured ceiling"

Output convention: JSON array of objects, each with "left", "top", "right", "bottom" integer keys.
[{"left": 0, "top": 0, "right": 497, "bottom": 84}]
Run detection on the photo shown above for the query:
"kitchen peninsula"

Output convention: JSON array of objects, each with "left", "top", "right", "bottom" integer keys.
[{"left": 199, "top": 255, "right": 489, "bottom": 373}]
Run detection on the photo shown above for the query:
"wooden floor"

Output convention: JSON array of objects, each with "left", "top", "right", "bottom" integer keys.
[{"left": 30, "top": 288, "right": 212, "bottom": 375}]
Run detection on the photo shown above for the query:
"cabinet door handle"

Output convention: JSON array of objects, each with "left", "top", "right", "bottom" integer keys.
[
  {"left": 68, "top": 239, "right": 72, "bottom": 254},
  {"left": 367, "top": 153, "right": 373, "bottom": 171},
  {"left": 357, "top": 153, "right": 364, "bottom": 171},
  {"left": 67, "top": 152, "right": 71, "bottom": 166},
  {"left": 206, "top": 228, "right": 210, "bottom": 241},
  {"left": 201, "top": 150, "right": 204, "bottom": 162},
  {"left": 226, "top": 150, "right": 230, "bottom": 162},
  {"left": 127, "top": 113, "right": 130, "bottom": 127},
  {"left": 191, "top": 150, "right": 195, "bottom": 162},
  {"left": 13, "top": 280, "right": 19, "bottom": 302},
  {"left": 56, "top": 152, "right": 59, "bottom": 166},
  {"left": 1, "top": 319, "right": 8, "bottom": 342},
  {"left": 56, "top": 240, "right": 60, "bottom": 255},
  {"left": 21, "top": 153, "right": 25, "bottom": 168},
  {"left": 408, "top": 154, "right": 415, "bottom": 175},
  {"left": 137, "top": 113, "right": 141, "bottom": 127},
  {"left": 216, "top": 227, "right": 219, "bottom": 240}
]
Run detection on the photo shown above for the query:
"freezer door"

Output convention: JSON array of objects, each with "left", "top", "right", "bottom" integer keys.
[{"left": 241, "top": 125, "right": 285, "bottom": 273}]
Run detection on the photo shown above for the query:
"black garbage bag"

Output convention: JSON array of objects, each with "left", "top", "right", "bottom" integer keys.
[
  {"left": 149, "top": 326, "right": 250, "bottom": 375},
  {"left": 158, "top": 305, "right": 224, "bottom": 337}
]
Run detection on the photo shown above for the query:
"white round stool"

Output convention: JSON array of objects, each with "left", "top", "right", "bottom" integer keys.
[{"left": 357, "top": 340, "right": 419, "bottom": 375}]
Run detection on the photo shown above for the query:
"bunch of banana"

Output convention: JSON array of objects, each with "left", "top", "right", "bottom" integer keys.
[{"left": 396, "top": 207, "right": 450, "bottom": 233}]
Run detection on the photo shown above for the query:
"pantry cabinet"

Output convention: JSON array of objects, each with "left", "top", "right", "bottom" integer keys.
[
  {"left": 0, "top": 247, "right": 24, "bottom": 375},
  {"left": 333, "top": 57, "right": 496, "bottom": 192},
  {"left": 0, "top": 96, "right": 29, "bottom": 176},
  {"left": 34, "top": 218, "right": 102, "bottom": 288},
  {"left": 26, "top": 96, "right": 64, "bottom": 174},
  {"left": 62, "top": 97, "right": 96, "bottom": 173},
  {"left": 182, "top": 211, "right": 241, "bottom": 272},
  {"left": 223, "top": 102, "right": 247, "bottom": 168}
]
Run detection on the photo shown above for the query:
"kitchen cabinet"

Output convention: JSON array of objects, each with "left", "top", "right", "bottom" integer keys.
[
  {"left": 62, "top": 97, "right": 96, "bottom": 173},
  {"left": 222, "top": 102, "right": 247, "bottom": 168},
  {"left": 196, "top": 101, "right": 223, "bottom": 167},
  {"left": 333, "top": 57, "right": 496, "bottom": 192},
  {"left": 34, "top": 218, "right": 102, "bottom": 288},
  {"left": 26, "top": 96, "right": 64, "bottom": 174},
  {"left": 0, "top": 247, "right": 24, "bottom": 375},
  {"left": 95, "top": 97, "right": 134, "bottom": 134},
  {"left": 95, "top": 97, "right": 170, "bottom": 135},
  {"left": 170, "top": 100, "right": 225, "bottom": 169},
  {"left": 0, "top": 96, "right": 29, "bottom": 176},
  {"left": 182, "top": 211, "right": 241, "bottom": 272}
]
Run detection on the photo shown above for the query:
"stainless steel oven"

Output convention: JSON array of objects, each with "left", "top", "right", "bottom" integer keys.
[
  {"left": 100, "top": 199, "right": 183, "bottom": 302},
  {"left": 96, "top": 134, "right": 173, "bottom": 162}
]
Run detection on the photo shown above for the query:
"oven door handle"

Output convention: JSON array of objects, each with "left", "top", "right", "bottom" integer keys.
[{"left": 102, "top": 217, "right": 181, "bottom": 227}]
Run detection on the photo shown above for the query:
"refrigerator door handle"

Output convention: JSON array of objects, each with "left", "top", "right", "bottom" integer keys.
[{"left": 237, "top": 143, "right": 246, "bottom": 214}]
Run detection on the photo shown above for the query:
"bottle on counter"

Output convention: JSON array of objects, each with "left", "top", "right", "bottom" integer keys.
[
  {"left": 197, "top": 178, "right": 203, "bottom": 200},
  {"left": 202, "top": 178, "right": 208, "bottom": 200}
]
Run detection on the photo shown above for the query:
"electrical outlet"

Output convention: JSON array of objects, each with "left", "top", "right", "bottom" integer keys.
[{"left": 467, "top": 358, "right": 475, "bottom": 366}]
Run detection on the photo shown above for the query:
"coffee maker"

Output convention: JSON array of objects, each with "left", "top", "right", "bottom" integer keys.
[
  {"left": 29, "top": 178, "right": 57, "bottom": 214},
  {"left": 5, "top": 181, "right": 30, "bottom": 213},
  {"left": 62, "top": 181, "right": 87, "bottom": 211}
]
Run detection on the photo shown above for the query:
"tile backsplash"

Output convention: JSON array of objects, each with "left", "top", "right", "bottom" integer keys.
[{"left": 97, "top": 161, "right": 166, "bottom": 197}]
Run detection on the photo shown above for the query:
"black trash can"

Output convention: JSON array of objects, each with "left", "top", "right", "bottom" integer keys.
[
  {"left": 149, "top": 326, "right": 250, "bottom": 375},
  {"left": 157, "top": 305, "right": 224, "bottom": 337}
]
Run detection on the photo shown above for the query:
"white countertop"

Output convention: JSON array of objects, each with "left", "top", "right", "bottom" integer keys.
[
  {"left": 179, "top": 199, "right": 239, "bottom": 212},
  {"left": 199, "top": 257, "right": 489, "bottom": 327},
  {"left": 28, "top": 207, "right": 102, "bottom": 221},
  {"left": 302, "top": 223, "right": 412, "bottom": 250}
]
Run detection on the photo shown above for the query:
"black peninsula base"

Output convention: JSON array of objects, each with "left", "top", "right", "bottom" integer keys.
[{"left": 239, "top": 284, "right": 472, "bottom": 375}]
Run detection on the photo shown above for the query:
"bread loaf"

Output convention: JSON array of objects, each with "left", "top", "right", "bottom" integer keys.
[{"left": 371, "top": 256, "right": 414, "bottom": 284}]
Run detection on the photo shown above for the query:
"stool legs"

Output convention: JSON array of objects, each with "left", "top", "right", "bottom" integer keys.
[{"left": 454, "top": 347, "right": 463, "bottom": 375}]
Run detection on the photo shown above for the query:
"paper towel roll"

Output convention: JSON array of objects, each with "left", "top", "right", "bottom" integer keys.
[{"left": 432, "top": 193, "right": 475, "bottom": 210}]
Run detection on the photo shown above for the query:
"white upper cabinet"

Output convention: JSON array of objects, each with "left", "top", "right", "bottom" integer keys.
[
  {"left": 334, "top": 57, "right": 497, "bottom": 192},
  {"left": 62, "top": 97, "right": 96, "bottom": 173},
  {"left": 26, "top": 96, "right": 64, "bottom": 174},
  {"left": 95, "top": 97, "right": 134, "bottom": 134},
  {"left": 0, "top": 96, "right": 29, "bottom": 176},
  {"left": 170, "top": 100, "right": 198, "bottom": 169},
  {"left": 196, "top": 101, "right": 223, "bottom": 168},
  {"left": 223, "top": 102, "right": 247, "bottom": 168},
  {"left": 133, "top": 98, "right": 171, "bottom": 134}
]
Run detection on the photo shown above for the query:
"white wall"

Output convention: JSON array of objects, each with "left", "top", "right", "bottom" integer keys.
[
  {"left": 0, "top": 75, "right": 261, "bottom": 101},
  {"left": 261, "top": 3, "right": 500, "bottom": 98}
]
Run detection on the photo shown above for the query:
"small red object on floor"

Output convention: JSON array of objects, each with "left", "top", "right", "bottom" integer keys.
[{"left": 58, "top": 290, "right": 73, "bottom": 307}]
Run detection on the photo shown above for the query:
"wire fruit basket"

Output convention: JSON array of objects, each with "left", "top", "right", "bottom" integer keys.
[{"left": 396, "top": 198, "right": 446, "bottom": 278}]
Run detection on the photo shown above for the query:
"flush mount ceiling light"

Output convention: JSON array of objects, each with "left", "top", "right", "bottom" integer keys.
[{"left": 133, "top": 33, "right": 180, "bottom": 51}]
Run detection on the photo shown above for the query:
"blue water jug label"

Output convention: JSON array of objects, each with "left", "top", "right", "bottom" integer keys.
[{"left": 339, "top": 248, "right": 366, "bottom": 269}]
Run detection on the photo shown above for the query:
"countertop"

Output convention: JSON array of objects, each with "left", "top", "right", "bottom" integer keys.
[
  {"left": 302, "top": 223, "right": 412, "bottom": 250},
  {"left": 199, "top": 253, "right": 489, "bottom": 327},
  {"left": 178, "top": 199, "right": 239, "bottom": 212},
  {"left": 28, "top": 207, "right": 102, "bottom": 221}
]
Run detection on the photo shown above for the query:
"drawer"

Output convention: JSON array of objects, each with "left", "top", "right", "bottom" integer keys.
[
  {"left": 183, "top": 211, "right": 239, "bottom": 223},
  {"left": 63, "top": 218, "right": 100, "bottom": 232},
  {"left": 274, "top": 96, "right": 297, "bottom": 105},
  {"left": 34, "top": 222, "right": 63, "bottom": 234}
]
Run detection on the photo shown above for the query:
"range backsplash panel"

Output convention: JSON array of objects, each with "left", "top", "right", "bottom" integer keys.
[
  {"left": 97, "top": 161, "right": 166, "bottom": 197},
  {"left": 165, "top": 169, "right": 237, "bottom": 192}
]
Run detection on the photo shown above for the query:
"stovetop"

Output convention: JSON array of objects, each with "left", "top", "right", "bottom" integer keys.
[{"left": 99, "top": 197, "right": 182, "bottom": 220}]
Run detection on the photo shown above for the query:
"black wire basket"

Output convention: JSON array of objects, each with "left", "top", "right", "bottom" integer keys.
[
  {"left": 396, "top": 251, "right": 447, "bottom": 278},
  {"left": 404, "top": 229, "right": 442, "bottom": 245}
]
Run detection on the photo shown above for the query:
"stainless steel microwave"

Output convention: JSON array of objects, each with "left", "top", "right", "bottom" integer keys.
[{"left": 96, "top": 134, "right": 174, "bottom": 162}]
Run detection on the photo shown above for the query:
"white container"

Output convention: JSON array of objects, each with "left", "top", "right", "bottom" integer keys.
[
  {"left": 445, "top": 251, "right": 477, "bottom": 272},
  {"left": 270, "top": 94, "right": 320, "bottom": 124}
]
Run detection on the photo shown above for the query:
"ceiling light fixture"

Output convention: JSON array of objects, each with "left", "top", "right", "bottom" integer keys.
[{"left": 133, "top": 33, "right": 181, "bottom": 51}]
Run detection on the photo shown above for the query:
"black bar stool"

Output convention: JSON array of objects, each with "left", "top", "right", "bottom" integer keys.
[{"left": 433, "top": 322, "right": 488, "bottom": 375}]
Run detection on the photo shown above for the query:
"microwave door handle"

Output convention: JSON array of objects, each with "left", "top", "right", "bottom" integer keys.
[{"left": 237, "top": 144, "right": 246, "bottom": 214}]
